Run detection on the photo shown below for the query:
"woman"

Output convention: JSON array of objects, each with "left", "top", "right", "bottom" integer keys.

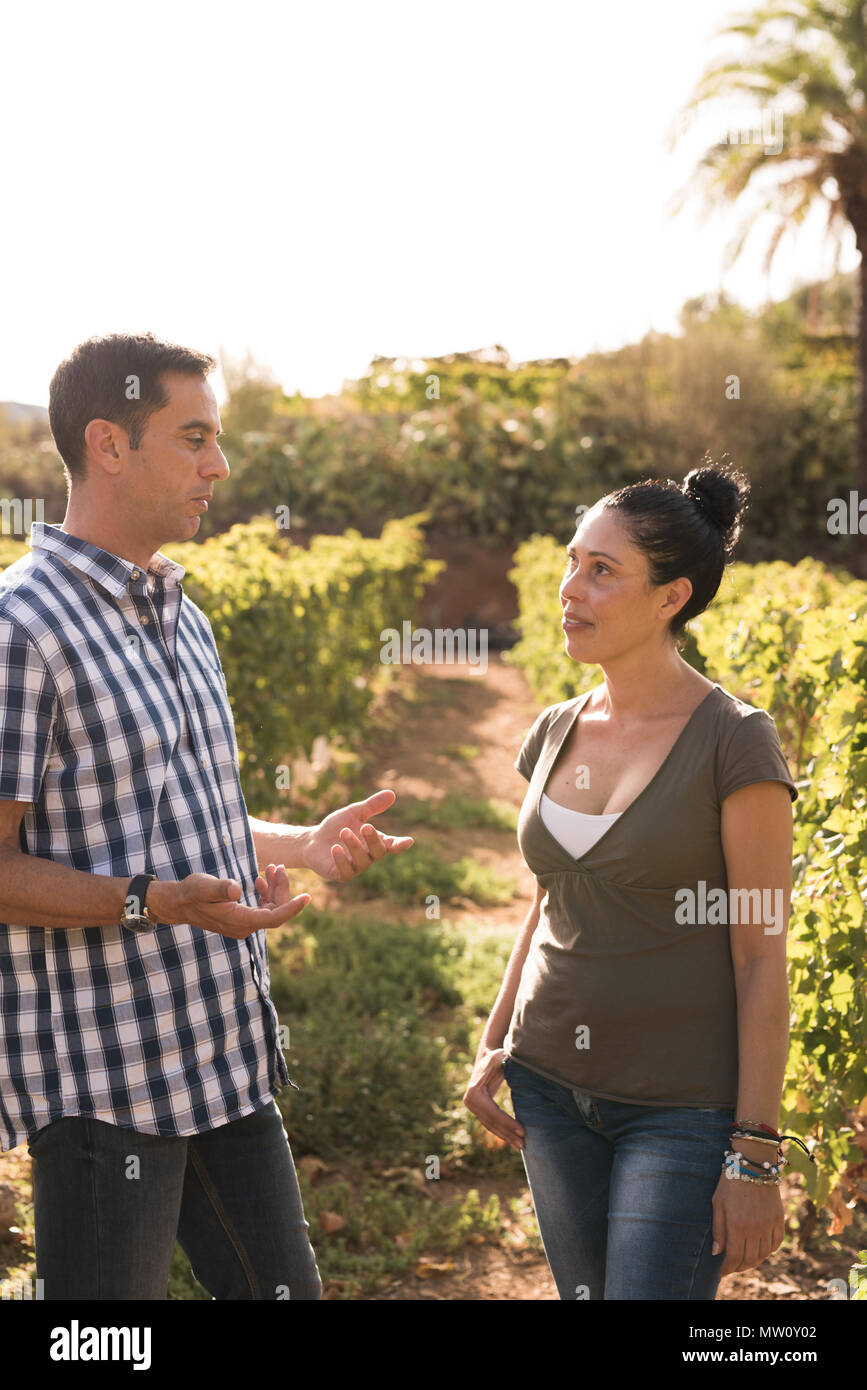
[{"left": 463, "top": 463, "right": 800, "bottom": 1300}]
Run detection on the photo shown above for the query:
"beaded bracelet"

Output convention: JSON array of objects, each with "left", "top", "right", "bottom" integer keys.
[
  {"left": 725, "top": 1149, "right": 786, "bottom": 1173},
  {"left": 724, "top": 1170, "right": 781, "bottom": 1186},
  {"left": 726, "top": 1168, "right": 781, "bottom": 1186},
  {"left": 723, "top": 1152, "right": 782, "bottom": 1185},
  {"left": 733, "top": 1143, "right": 786, "bottom": 1162},
  {"left": 727, "top": 1147, "right": 786, "bottom": 1170}
]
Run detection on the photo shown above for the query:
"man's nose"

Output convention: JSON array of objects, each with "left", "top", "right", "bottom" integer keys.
[{"left": 207, "top": 447, "right": 231, "bottom": 481}]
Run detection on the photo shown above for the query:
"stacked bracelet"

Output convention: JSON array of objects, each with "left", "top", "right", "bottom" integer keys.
[
  {"left": 734, "top": 1119, "right": 815, "bottom": 1162},
  {"left": 723, "top": 1150, "right": 784, "bottom": 1185},
  {"left": 720, "top": 1116, "right": 817, "bottom": 1184}
]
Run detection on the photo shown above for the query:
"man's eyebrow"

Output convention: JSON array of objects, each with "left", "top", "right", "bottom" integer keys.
[
  {"left": 567, "top": 545, "right": 621, "bottom": 564},
  {"left": 177, "top": 419, "right": 224, "bottom": 435}
]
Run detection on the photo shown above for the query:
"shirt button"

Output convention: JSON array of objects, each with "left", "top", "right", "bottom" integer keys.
[
  {"left": 130, "top": 568, "right": 140, "bottom": 580},
  {"left": 200, "top": 757, "right": 207, "bottom": 769},
  {"left": 140, "top": 614, "right": 149, "bottom": 625},
  {"left": 222, "top": 834, "right": 228, "bottom": 845}
]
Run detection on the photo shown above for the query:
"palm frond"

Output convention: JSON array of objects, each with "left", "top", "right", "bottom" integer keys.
[{"left": 670, "top": 0, "right": 867, "bottom": 274}]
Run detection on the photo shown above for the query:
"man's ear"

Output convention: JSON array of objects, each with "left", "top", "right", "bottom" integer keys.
[{"left": 83, "top": 418, "right": 126, "bottom": 476}]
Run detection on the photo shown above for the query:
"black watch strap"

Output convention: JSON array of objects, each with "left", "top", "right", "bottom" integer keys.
[{"left": 123, "top": 873, "right": 157, "bottom": 927}]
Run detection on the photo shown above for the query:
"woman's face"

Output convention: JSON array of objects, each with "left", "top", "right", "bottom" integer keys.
[{"left": 559, "top": 507, "right": 691, "bottom": 662}]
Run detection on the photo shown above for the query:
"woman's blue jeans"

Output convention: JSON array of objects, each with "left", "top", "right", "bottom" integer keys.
[
  {"left": 26, "top": 1098, "right": 322, "bottom": 1300},
  {"left": 503, "top": 1055, "right": 733, "bottom": 1300}
]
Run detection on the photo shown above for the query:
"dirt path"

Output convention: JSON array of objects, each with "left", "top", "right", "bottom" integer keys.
[{"left": 310, "top": 646, "right": 542, "bottom": 928}]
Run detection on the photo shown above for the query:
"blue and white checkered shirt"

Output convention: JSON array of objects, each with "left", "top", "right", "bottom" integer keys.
[{"left": 0, "top": 522, "right": 294, "bottom": 1152}]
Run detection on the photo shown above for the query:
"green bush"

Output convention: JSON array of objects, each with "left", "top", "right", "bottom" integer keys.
[{"left": 268, "top": 907, "right": 512, "bottom": 1167}]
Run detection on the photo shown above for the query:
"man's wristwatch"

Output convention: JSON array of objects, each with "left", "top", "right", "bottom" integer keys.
[{"left": 120, "top": 873, "right": 159, "bottom": 933}]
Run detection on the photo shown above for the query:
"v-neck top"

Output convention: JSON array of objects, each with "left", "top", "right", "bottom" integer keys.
[{"left": 504, "top": 682, "right": 798, "bottom": 1107}]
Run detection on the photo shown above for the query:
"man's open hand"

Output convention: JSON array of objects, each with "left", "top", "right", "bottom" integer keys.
[
  {"left": 149, "top": 870, "right": 310, "bottom": 940},
  {"left": 305, "top": 789, "right": 414, "bottom": 881}
]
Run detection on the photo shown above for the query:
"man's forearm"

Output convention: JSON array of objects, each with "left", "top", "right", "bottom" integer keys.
[
  {"left": 248, "top": 817, "right": 313, "bottom": 872},
  {"left": 0, "top": 846, "right": 132, "bottom": 929},
  {"left": 0, "top": 819, "right": 315, "bottom": 931}
]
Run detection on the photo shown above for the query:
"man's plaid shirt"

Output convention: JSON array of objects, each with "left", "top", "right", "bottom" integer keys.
[{"left": 0, "top": 522, "right": 294, "bottom": 1152}]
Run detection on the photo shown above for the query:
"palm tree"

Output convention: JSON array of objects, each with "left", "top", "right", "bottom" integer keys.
[{"left": 669, "top": 0, "right": 867, "bottom": 574}]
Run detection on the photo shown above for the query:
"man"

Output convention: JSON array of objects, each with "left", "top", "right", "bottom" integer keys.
[{"left": 0, "top": 332, "right": 413, "bottom": 1300}]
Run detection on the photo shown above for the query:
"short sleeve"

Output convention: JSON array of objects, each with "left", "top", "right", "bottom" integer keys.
[
  {"left": 514, "top": 705, "right": 556, "bottom": 783},
  {"left": 0, "top": 618, "right": 58, "bottom": 803},
  {"left": 718, "top": 708, "right": 798, "bottom": 805}
]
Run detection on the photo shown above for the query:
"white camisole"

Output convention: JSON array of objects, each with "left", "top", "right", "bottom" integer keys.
[{"left": 539, "top": 792, "right": 623, "bottom": 858}]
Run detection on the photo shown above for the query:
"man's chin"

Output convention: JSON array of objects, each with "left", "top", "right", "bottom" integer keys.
[{"left": 160, "top": 513, "right": 202, "bottom": 545}]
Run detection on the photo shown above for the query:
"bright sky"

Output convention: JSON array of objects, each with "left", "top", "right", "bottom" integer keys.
[{"left": 2, "top": 0, "right": 859, "bottom": 408}]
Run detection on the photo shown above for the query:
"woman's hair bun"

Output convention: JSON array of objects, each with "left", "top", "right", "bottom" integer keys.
[{"left": 682, "top": 458, "right": 750, "bottom": 550}]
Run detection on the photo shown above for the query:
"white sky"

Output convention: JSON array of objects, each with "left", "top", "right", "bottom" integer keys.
[{"left": 1, "top": 0, "right": 859, "bottom": 408}]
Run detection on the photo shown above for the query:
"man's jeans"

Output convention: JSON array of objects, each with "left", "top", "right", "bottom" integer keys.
[
  {"left": 27, "top": 1098, "right": 322, "bottom": 1300},
  {"left": 503, "top": 1055, "right": 734, "bottom": 1300}
]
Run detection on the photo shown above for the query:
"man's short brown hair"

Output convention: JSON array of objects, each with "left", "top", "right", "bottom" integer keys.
[{"left": 49, "top": 332, "right": 217, "bottom": 481}]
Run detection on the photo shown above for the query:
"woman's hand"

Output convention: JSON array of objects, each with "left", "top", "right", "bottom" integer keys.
[
  {"left": 712, "top": 1167, "right": 785, "bottom": 1276},
  {"left": 462, "top": 1047, "right": 526, "bottom": 1152}
]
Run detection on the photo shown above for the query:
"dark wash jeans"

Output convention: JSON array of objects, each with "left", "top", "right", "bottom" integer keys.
[
  {"left": 27, "top": 1098, "right": 322, "bottom": 1300},
  {"left": 503, "top": 1055, "right": 734, "bottom": 1300}
]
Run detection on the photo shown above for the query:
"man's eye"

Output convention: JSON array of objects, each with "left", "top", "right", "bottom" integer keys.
[{"left": 189, "top": 436, "right": 205, "bottom": 447}]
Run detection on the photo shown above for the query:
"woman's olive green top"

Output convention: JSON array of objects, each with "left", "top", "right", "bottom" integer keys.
[{"left": 504, "top": 683, "right": 798, "bottom": 1108}]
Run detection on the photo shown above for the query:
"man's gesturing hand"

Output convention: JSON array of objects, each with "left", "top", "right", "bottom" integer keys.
[
  {"left": 148, "top": 868, "right": 310, "bottom": 940},
  {"left": 305, "top": 788, "right": 415, "bottom": 881}
]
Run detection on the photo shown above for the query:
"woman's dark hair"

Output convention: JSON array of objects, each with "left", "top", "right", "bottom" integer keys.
[{"left": 599, "top": 454, "right": 751, "bottom": 647}]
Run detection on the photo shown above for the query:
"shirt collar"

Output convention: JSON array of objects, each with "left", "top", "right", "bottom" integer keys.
[{"left": 28, "top": 522, "right": 186, "bottom": 600}]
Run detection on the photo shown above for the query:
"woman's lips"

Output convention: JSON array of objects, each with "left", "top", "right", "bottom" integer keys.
[{"left": 563, "top": 616, "right": 591, "bottom": 629}]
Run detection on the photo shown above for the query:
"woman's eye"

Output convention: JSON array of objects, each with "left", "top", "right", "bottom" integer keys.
[{"left": 564, "top": 556, "right": 608, "bottom": 575}]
